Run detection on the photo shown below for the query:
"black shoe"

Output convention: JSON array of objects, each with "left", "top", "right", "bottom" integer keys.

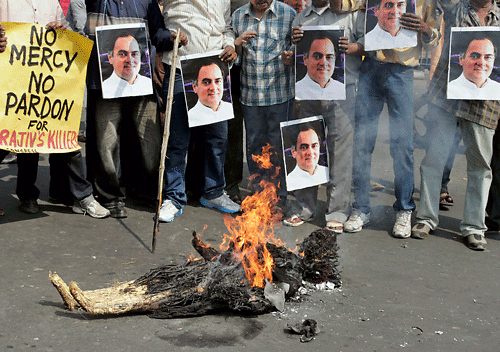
[
  {"left": 104, "top": 201, "right": 127, "bottom": 218},
  {"left": 48, "top": 196, "right": 73, "bottom": 206},
  {"left": 19, "top": 199, "right": 40, "bottom": 214}
]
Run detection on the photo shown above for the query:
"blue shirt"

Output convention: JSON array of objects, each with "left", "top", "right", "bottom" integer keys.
[
  {"left": 86, "top": 0, "right": 172, "bottom": 90},
  {"left": 232, "top": 0, "right": 296, "bottom": 106}
]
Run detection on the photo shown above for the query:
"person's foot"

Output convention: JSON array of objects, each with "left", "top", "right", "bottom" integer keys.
[
  {"left": 439, "top": 192, "right": 454, "bottom": 206},
  {"left": 48, "top": 195, "right": 73, "bottom": 206},
  {"left": 283, "top": 214, "right": 304, "bottom": 227},
  {"left": 0, "top": 208, "right": 4, "bottom": 216},
  {"left": 72, "top": 195, "right": 110, "bottom": 219},
  {"left": 200, "top": 192, "right": 241, "bottom": 213},
  {"left": 344, "top": 209, "right": 370, "bottom": 233},
  {"left": 392, "top": 210, "right": 412, "bottom": 238},
  {"left": 370, "top": 180, "right": 385, "bottom": 192},
  {"left": 325, "top": 220, "right": 344, "bottom": 234},
  {"left": 158, "top": 199, "right": 183, "bottom": 223},
  {"left": 465, "top": 234, "right": 487, "bottom": 251},
  {"left": 19, "top": 199, "right": 40, "bottom": 214},
  {"left": 411, "top": 222, "right": 432, "bottom": 239},
  {"left": 1, "top": 153, "right": 17, "bottom": 164},
  {"left": 103, "top": 200, "right": 127, "bottom": 218}
]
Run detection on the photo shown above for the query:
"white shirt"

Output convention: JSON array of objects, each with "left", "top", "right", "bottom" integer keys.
[
  {"left": 101, "top": 71, "right": 153, "bottom": 99},
  {"left": 364, "top": 24, "right": 417, "bottom": 51},
  {"left": 162, "top": 0, "right": 234, "bottom": 68},
  {"left": 295, "top": 74, "right": 346, "bottom": 101},
  {"left": 447, "top": 73, "right": 500, "bottom": 101},
  {"left": 0, "top": 0, "right": 66, "bottom": 25},
  {"left": 188, "top": 100, "right": 234, "bottom": 127},
  {"left": 286, "top": 164, "right": 329, "bottom": 191}
]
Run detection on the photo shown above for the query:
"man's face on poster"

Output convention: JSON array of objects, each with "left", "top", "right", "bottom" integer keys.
[
  {"left": 193, "top": 63, "right": 224, "bottom": 111},
  {"left": 291, "top": 129, "right": 320, "bottom": 175},
  {"left": 459, "top": 38, "right": 496, "bottom": 88},
  {"left": 303, "top": 38, "right": 335, "bottom": 88},
  {"left": 108, "top": 35, "right": 141, "bottom": 84},
  {"left": 374, "top": 0, "right": 406, "bottom": 34}
]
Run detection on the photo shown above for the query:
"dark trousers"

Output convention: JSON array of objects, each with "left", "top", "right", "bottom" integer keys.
[
  {"left": 486, "top": 123, "right": 500, "bottom": 230},
  {"left": 16, "top": 152, "right": 92, "bottom": 202}
]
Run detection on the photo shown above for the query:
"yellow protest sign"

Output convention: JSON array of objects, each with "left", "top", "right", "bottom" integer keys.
[{"left": 0, "top": 22, "right": 93, "bottom": 153}]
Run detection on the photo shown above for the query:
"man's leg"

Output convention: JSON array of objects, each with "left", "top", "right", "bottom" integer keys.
[
  {"left": 161, "top": 69, "right": 190, "bottom": 210},
  {"left": 201, "top": 120, "right": 228, "bottom": 200},
  {"left": 459, "top": 119, "right": 494, "bottom": 245},
  {"left": 485, "top": 123, "right": 500, "bottom": 231},
  {"left": 324, "top": 86, "right": 355, "bottom": 225},
  {"left": 414, "top": 104, "right": 459, "bottom": 234},
  {"left": 16, "top": 153, "right": 40, "bottom": 213},
  {"left": 242, "top": 104, "right": 269, "bottom": 185},
  {"left": 351, "top": 58, "right": 385, "bottom": 216}
]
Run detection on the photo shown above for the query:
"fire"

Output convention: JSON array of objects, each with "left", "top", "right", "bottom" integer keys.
[{"left": 221, "top": 145, "right": 285, "bottom": 288}]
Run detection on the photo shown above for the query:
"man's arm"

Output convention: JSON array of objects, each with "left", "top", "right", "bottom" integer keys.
[
  {"left": 221, "top": 0, "right": 236, "bottom": 62},
  {"left": 0, "top": 24, "right": 7, "bottom": 53}
]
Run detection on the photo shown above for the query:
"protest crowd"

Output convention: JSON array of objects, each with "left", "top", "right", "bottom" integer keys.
[{"left": 1, "top": 0, "right": 500, "bottom": 252}]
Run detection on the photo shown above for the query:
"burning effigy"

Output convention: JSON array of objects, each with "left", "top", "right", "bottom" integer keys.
[{"left": 49, "top": 146, "right": 340, "bottom": 318}]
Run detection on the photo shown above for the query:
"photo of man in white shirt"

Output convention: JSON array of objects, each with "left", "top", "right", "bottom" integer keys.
[
  {"left": 295, "top": 32, "right": 346, "bottom": 100},
  {"left": 448, "top": 33, "right": 500, "bottom": 100},
  {"left": 364, "top": 0, "right": 417, "bottom": 51}
]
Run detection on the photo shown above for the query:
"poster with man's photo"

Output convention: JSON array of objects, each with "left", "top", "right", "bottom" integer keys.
[
  {"left": 280, "top": 116, "right": 329, "bottom": 192},
  {"left": 180, "top": 51, "right": 234, "bottom": 128},
  {"left": 96, "top": 23, "right": 153, "bottom": 99},
  {"left": 447, "top": 27, "right": 500, "bottom": 101},
  {"left": 364, "top": 0, "right": 417, "bottom": 51},
  {"left": 295, "top": 26, "right": 346, "bottom": 101}
]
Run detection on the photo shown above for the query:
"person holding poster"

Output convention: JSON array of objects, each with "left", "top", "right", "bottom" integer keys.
[
  {"left": 282, "top": 0, "right": 364, "bottom": 232},
  {"left": 158, "top": 0, "right": 240, "bottom": 223},
  {"left": 295, "top": 34, "right": 345, "bottom": 101},
  {"left": 187, "top": 60, "right": 234, "bottom": 127},
  {"left": 448, "top": 35, "right": 500, "bottom": 100},
  {"left": 85, "top": 0, "right": 171, "bottom": 218},
  {"left": 364, "top": 0, "right": 417, "bottom": 51},
  {"left": 232, "top": 0, "right": 296, "bottom": 212},
  {"left": 344, "top": 0, "right": 437, "bottom": 238},
  {"left": 0, "top": 0, "right": 110, "bottom": 219},
  {"left": 411, "top": 0, "right": 500, "bottom": 251}
]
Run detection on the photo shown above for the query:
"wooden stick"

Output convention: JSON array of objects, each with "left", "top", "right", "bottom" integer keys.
[{"left": 152, "top": 29, "right": 181, "bottom": 253}]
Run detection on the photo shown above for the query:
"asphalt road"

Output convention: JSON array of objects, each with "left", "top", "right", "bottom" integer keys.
[{"left": 1, "top": 76, "right": 500, "bottom": 352}]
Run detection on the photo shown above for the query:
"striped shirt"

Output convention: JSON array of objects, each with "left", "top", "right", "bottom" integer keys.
[
  {"left": 428, "top": 0, "right": 500, "bottom": 129},
  {"left": 162, "top": 0, "right": 235, "bottom": 68},
  {"left": 232, "top": 0, "right": 296, "bottom": 106},
  {"left": 366, "top": 0, "right": 439, "bottom": 67}
]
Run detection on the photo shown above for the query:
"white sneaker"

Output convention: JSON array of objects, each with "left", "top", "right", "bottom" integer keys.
[
  {"left": 393, "top": 210, "right": 412, "bottom": 238},
  {"left": 200, "top": 192, "right": 241, "bottom": 213},
  {"left": 344, "top": 209, "right": 370, "bottom": 233},
  {"left": 158, "top": 200, "right": 183, "bottom": 223},
  {"left": 72, "top": 195, "right": 110, "bottom": 219}
]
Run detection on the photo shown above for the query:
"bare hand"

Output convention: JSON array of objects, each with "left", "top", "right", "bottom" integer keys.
[
  {"left": 282, "top": 50, "right": 294, "bottom": 66},
  {"left": 400, "top": 13, "right": 432, "bottom": 37},
  {"left": 234, "top": 31, "right": 257, "bottom": 47},
  {"left": 338, "top": 36, "right": 364, "bottom": 56},
  {"left": 0, "top": 24, "right": 7, "bottom": 53},
  {"left": 219, "top": 45, "right": 237, "bottom": 62},
  {"left": 46, "top": 21, "right": 67, "bottom": 30},
  {"left": 292, "top": 26, "right": 303, "bottom": 44},
  {"left": 338, "top": 36, "right": 350, "bottom": 53},
  {"left": 170, "top": 31, "right": 188, "bottom": 47}
]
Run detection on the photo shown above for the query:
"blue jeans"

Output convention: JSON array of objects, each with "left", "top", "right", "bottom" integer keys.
[
  {"left": 352, "top": 58, "right": 415, "bottom": 214},
  {"left": 242, "top": 100, "right": 294, "bottom": 201},
  {"left": 161, "top": 68, "right": 228, "bottom": 209}
]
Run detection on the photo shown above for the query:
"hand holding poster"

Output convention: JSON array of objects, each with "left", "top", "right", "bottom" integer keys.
[
  {"left": 0, "top": 22, "right": 93, "bottom": 153},
  {"left": 447, "top": 27, "right": 500, "bottom": 101}
]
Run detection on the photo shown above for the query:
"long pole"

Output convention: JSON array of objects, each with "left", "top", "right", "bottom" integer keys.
[{"left": 152, "top": 29, "right": 181, "bottom": 253}]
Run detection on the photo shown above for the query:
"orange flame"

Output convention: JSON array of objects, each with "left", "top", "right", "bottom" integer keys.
[{"left": 221, "top": 146, "right": 285, "bottom": 288}]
